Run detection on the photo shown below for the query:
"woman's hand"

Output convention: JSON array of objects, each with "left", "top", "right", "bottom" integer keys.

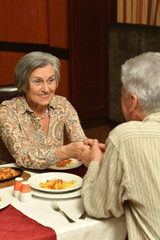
[{"left": 57, "top": 141, "right": 91, "bottom": 161}]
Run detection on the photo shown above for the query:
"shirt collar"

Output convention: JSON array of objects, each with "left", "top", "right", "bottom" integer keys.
[
  {"left": 49, "top": 96, "right": 58, "bottom": 110},
  {"left": 18, "top": 96, "right": 34, "bottom": 115},
  {"left": 143, "top": 112, "right": 160, "bottom": 123},
  {"left": 18, "top": 95, "right": 56, "bottom": 115}
]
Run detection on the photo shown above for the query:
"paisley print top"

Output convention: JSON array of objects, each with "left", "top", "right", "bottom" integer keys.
[{"left": 0, "top": 95, "right": 86, "bottom": 169}]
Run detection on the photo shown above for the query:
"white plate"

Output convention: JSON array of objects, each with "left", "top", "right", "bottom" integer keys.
[
  {"left": 31, "top": 187, "right": 81, "bottom": 199},
  {"left": 28, "top": 172, "right": 82, "bottom": 193},
  {"left": 49, "top": 158, "right": 82, "bottom": 170},
  {"left": 0, "top": 192, "right": 13, "bottom": 209}
]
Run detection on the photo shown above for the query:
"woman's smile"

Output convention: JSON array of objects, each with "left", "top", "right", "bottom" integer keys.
[
  {"left": 26, "top": 64, "right": 57, "bottom": 110},
  {"left": 39, "top": 94, "right": 50, "bottom": 99}
]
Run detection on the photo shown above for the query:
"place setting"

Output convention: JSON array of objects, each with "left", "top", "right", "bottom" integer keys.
[
  {"left": 25, "top": 158, "right": 83, "bottom": 199},
  {"left": 28, "top": 169, "right": 83, "bottom": 200},
  {"left": 0, "top": 162, "right": 127, "bottom": 239},
  {"left": 0, "top": 158, "right": 84, "bottom": 201}
]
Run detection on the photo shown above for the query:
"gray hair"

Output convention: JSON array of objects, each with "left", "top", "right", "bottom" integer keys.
[
  {"left": 14, "top": 51, "right": 60, "bottom": 94},
  {"left": 121, "top": 52, "right": 160, "bottom": 115}
]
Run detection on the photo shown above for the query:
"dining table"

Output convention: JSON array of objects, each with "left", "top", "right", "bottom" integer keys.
[{"left": 0, "top": 162, "right": 127, "bottom": 240}]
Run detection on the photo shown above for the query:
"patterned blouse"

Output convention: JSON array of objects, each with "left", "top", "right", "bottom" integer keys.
[{"left": 0, "top": 95, "right": 86, "bottom": 169}]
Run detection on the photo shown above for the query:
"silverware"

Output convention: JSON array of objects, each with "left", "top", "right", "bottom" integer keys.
[
  {"left": 51, "top": 200, "right": 75, "bottom": 223},
  {"left": 79, "top": 210, "right": 87, "bottom": 219}
]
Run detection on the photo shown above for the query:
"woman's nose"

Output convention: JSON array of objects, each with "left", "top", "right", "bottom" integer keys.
[{"left": 42, "top": 83, "right": 49, "bottom": 93}]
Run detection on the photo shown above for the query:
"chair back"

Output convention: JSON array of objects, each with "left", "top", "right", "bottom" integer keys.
[{"left": 0, "top": 84, "right": 19, "bottom": 103}]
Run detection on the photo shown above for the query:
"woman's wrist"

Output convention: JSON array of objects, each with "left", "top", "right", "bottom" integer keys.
[{"left": 57, "top": 145, "right": 70, "bottom": 161}]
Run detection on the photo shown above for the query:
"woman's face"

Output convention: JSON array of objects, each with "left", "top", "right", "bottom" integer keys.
[{"left": 26, "top": 64, "right": 57, "bottom": 109}]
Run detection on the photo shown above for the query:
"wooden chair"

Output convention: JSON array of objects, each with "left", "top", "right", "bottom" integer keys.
[{"left": 0, "top": 84, "right": 19, "bottom": 103}]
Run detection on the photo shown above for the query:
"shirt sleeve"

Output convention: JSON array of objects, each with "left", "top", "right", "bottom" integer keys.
[
  {"left": 0, "top": 105, "right": 59, "bottom": 169},
  {"left": 81, "top": 138, "right": 125, "bottom": 219},
  {"left": 62, "top": 98, "right": 87, "bottom": 141}
]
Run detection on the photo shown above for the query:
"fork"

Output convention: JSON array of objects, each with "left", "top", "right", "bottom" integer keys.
[{"left": 51, "top": 200, "right": 75, "bottom": 223}]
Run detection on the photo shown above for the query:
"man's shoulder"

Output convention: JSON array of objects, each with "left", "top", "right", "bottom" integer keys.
[
  {"left": 109, "top": 121, "right": 145, "bottom": 141},
  {"left": 113, "top": 120, "right": 142, "bottom": 131},
  {"left": 109, "top": 119, "right": 160, "bottom": 144}
]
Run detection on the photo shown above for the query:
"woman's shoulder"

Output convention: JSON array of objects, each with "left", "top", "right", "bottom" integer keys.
[
  {"left": 0, "top": 96, "right": 25, "bottom": 112},
  {"left": 53, "top": 95, "right": 67, "bottom": 101},
  {"left": 51, "top": 95, "right": 71, "bottom": 108},
  {"left": 1, "top": 95, "right": 24, "bottom": 103}
]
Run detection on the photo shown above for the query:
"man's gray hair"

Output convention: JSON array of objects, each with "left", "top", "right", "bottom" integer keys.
[{"left": 121, "top": 52, "right": 160, "bottom": 115}]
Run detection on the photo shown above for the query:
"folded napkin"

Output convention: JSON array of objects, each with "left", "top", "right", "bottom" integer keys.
[{"left": 0, "top": 205, "right": 57, "bottom": 240}]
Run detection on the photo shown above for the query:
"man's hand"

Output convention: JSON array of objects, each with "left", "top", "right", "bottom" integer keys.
[
  {"left": 84, "top": 138, "right": 105, "bottom": 153},
  {"left": 81, "top": 139, "right": 103, "bottom": 167}
]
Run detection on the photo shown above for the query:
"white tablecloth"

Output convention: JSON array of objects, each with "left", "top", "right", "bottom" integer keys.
[{"left": 0, "top": 163, "right": 127, "bottom": 240}]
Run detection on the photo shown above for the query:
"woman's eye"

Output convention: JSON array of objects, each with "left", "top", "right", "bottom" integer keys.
[
  {"left": 32, "top": 79, "right": 40, "bottom": 84},
  {"left": 48, "top": 77, "right": 55, "bottom": 83}
]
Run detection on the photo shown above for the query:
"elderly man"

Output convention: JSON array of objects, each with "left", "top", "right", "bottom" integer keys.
[{"left": 81, "top": 52, "right": 160, "bottom": 240}]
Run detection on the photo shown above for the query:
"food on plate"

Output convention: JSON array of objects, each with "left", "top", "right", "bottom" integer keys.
[
  {"left": 54, "top": 159, "right": 74, "bottom": 168},
  {"left": 0, "top": 197, "right": 2, "bottom": 201},
  {"left": 39, "top": 178, "right": 76, "bottom": 190},
  {"left": 0, "top": 167, "right": 20, "bottom": 180}
]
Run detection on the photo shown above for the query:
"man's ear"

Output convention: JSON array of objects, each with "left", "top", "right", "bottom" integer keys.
[{"left": 129, "top": 93, "right": 138, "bottom": 112}]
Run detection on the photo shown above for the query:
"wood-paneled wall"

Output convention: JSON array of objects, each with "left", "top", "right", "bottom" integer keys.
[
  {"left": 0, "top": 0, "right": 48, "bottom": 44},
  {"left": 69, "top": 0, "right": 109, "bottom": 122},
  {"left": 48, "top": 0, "right": 69, "bottom": 48},
  {"left": 0, "top": 0, "right": 69, "bottom": 99}
]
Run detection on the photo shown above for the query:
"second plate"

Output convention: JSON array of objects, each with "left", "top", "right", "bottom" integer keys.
[{"left": 49, "top": 158, "right": 82, "bottom": 170}]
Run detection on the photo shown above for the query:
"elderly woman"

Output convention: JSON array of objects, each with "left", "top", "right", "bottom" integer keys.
[{"left": 0, "top": 51, "right": 89, "bottom": 169}]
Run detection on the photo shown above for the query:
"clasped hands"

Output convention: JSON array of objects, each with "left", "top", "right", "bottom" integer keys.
[
  {"left": 57, "top": 139, "right": 105, "bottom": 168},
  {"left": 79, "top": 138, "right": 105, "bottom": 167}
]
